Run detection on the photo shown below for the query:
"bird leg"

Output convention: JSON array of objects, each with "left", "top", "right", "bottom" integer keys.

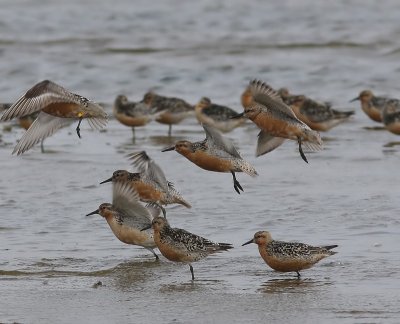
[
  {"left": 76, "top": 117, "right": 83, "bottom": 139},
  {"left": 189, "top": 264, "right": 195, "bottom": 280},
  {"left": 168, "top": 124, "right": 172, "bottom": 137},
  {"left": 40, "top": 139, "right": 45, "bottom": 153},
  {"left": 147, "top": 248, "right": 159, "bottom": 260},
  {"left": 132, "top": 127, "right": 136, "bottom": 141},
  {"left": 298, "top": 138, "right": 308, "bottom": 163},
  {"left": 231, "top": 171, "right": 244, "bottom": 194},
  {"left": 296, "top": 271, "right": 301, "bottom": 279}
]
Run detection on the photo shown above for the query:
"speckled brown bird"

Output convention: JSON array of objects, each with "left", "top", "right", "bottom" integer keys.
[
  {"left": 242, "top": 231, "right": 337, "bottom": 278},
  {"left": 141, "top": 216, "right": 233, "bottom": 280}
]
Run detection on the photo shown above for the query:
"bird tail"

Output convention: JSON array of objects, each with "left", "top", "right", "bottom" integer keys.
[
  {"left": 302, "top": 129, "right": 323, "bottom": 152},
  {"left": 240, "top": 161, "right": 258, "bottom": 177}
]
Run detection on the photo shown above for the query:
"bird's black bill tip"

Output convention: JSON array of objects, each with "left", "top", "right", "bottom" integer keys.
[
  {"left": 230, "top": 112, "right": 245, "bottom": 119},
  {"left": 242, "top": 239, "right": 254, "bottom": 246},
  {"left": 349, "top": 96, "right": 359, "bottom": 103},
  {"left": 161, "top": 146, "right": 175, "bottom": 152},
  {"left": 86, "top": 209, "right": 99, "bottom": 216},
  {"left": 140, "top": 224, "right": 152, "bottom": 231},
  {"left": 99, "top": 177, "right": 112, "bottom": 184}
]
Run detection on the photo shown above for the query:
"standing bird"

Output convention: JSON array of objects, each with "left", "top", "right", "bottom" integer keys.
[
  {"left": 100, "top": 151, "right": 191, "bottom": 216},
  {"left": 141, "top": 91, "right": 193, "bottom": 136},
  {"left": 242, "top": 231, "right": 337, "bottom": 278},
  {"left": 86, "top": 181, "right": 161, "bottom": 260},
  {"left": 288, "top": 95, "right": 354, "bottom": 132},
  {"left": 381, "top": 101, "right": 400, "bottom": 135},
  {"left": 235, "top": 80, "right": 322, "bottom": 163},
  {"left": 162, "top": 124, "right": 257, "bottom": 194},
  {"left": 113, "top": 95, "right": 153, "bottom": 139},
  {"left": 194, "top": 97, "right": 246, "bottom": 133},
  {"left": 141, "top": 217, "right": 233, "bottom": 280},
  {"left": 0, "top": 80, "right": 107, "bottom": 155},
  {"left": 350, "top": 90, "right": 399, "bottom": 123}
]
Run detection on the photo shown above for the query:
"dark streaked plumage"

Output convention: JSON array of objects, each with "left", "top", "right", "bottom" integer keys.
[
  {"left": 113, "top": 95, "right": 153, "bottom": 138},
  {"left": 382, "top": 102, "right": 400, "bottom": 135},
  {"left": 288, "top": 95, "right": 354, "bottom": 131},
  {"left": 195, "top": 97, "right": 245, "bottom": 132},
  {"left": 148, "top": 216, "right": 233, "bottom": 280},
  {"left": 242, "top": 231, "right": 337, "bottom": 278},
  {"left": 142, "top": 91, "right": 193, "bottom": 136}
]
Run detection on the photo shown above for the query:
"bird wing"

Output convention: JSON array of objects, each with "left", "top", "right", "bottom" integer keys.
[
  {"left": 112, "top": 181, "right": 154, "bottom": 229},
  {"left": 256, "top": 130, "right": 286, "bottom": 157},
  {"left": 249, "top": 80, "right": 298, "bottom": 119},
  {"left": 12, "top": 112, "right": 73, "bottom": 155},
  {"left": 202, "top": 124, "right": 241, "bottom": 158},
  {"left": 202, "top": 104, "right": 238, "bottom": 121},
  {"left": 127, "top": 151, "right": 169, "bottom": 192},
  {"left": 1, "top": 80, "right": 82, "bottom": 121}
]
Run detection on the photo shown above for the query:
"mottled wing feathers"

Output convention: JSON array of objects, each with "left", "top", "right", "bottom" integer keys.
[
  {"left": 203, "top": 104, "right": 239, "bottom": 121},
  {"left": 167, "top": 227, "right": 233, "bottom": 253},
  {"left": 268, "top": 241, "right": 337, "bottom": 258},
  {"left": 202, "top": 124, "right": 241, "bottom": 158},
  {"left": 1, "top": 80, "right": 80, "bottom": 121},
  {"left": 12, "top": 112, "right": 73, "bottom": 155},
  {"left": 248, "top": 80, "right": 298, "bottom": 119}
]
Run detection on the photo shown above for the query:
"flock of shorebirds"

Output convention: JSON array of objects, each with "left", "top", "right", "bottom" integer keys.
[{"left": 1, "top": 78, "right": 398, "bottom": 280}]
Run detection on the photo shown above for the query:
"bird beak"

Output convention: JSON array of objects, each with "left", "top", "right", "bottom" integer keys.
[
  {"left": 86, "top": 209, "right": 99, "bottom": 216},
  {"left": 161, "top": 146, "right": 175, "bottom": 152},
  {"left": 230, "top": 112, "right": 245, "bottom": 119},
  {"left": 349, "top": 96, "right": 360, "bottom": 102},
  {"left": 242, "top": 238, "right": 254, "bottom": 246},
  {"left": 99, "top": 177, "right": 112, "bottom": 184},
  {"left": 140, "top": 224, "right": 152, "bottom": 231}
]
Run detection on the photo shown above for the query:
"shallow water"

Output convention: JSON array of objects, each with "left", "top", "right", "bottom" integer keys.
[{"left": 1, "top": 0, "right": 400, "bottom": 323}]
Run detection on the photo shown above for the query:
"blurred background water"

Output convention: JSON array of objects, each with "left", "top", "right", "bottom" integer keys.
[{"left": 1, "top": 0, "right": 400, "bottom": 323}]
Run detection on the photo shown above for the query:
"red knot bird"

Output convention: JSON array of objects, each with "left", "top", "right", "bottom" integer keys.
[
  {"left": 287, "top": 94, "right": 354, "bottom": 132},
  {"left": 162, "top": 124, "right": 257, "bottom": 194},
  {"left": 141, "top": 216, "right": 233, "bottom": 280},
  {"left": 242, "top": 231, "right": 337, "bottom": 278},
  {"left": 381, "top": 101, "right": 400, "bottom": 135},
  {"left": 0, "top": 80, "right": 108, "bottom": 155},
  {"left": 141, "top": 91, "right": 193, "bottom": 136},
  {"left": 113, "top": 95, "right": 154, "bottom": 139},
  {"left": 235, "top": 80, "right": 322, "bottom": 163},
  {"left": 100, "top": 151, "right": 191, "bottom": 216},
  {"left": 86, "top": 181, "right": 161, "bottom": 260},
  {"left": 350, "top": 90, "right": 399, "bottom": 123},
  {"left": 195, "top": 97, "right": 246, "bottom": 132}
]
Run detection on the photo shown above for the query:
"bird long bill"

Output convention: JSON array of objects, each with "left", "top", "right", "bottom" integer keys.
[
  {"left": 86, "top": 209, "right": 99, "bottom": 216},
  {"left": 161, "top": 146, "right": 175, "bottom": 152},
  {"left": 140, "top": 224, "right": 152, "bottom": 231},
  {"left": 242, "top": 238, "right": 254, "bottom": 246},
  {"left": 230, "top": 112, "right": 245, "bottom": 119},
  {"left": 99, "top": 177, "right": 112, "bottom": 184},
  {"left": 349, "top": 96, "right": 359, "bottom": 102}
]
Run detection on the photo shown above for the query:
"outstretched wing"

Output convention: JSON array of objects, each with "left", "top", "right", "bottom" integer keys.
[
  {"left": 112, "top": 181, "right": 154, "bottom": 229},
  {"left": 202, "top": 124, "right": 241, "bottom": 158},
  {"left": 1, "top": 80, "right": 82, "bottom": 121},
  {"left": 249, "top": 80, "right": 298, "bottom": 120},
  {"left": 12, "top": 112, "right": 73, "bottom": 155},
  {"left": 127, "top": 151, "right": 168, "bottom": 192}
]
